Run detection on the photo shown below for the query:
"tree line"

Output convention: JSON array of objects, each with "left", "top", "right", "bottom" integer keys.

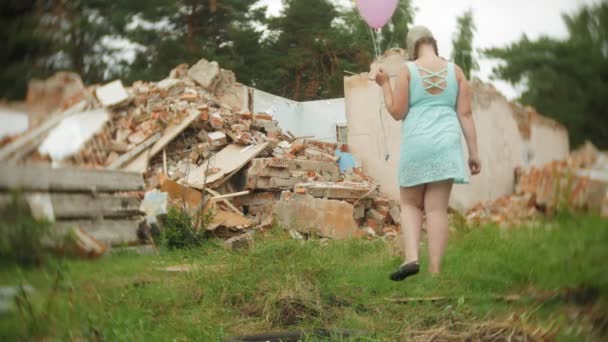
[{"left": 1, "top": 0, "right": 414, "bottom": 101}]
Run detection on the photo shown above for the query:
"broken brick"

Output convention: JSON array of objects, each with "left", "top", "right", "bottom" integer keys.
[
  {"left": 366, "top": 217, "right": 384, "bottom": 235},
  {"left": 210, "top": 113, "right": 224, "bottom": 129},
  {"left": 199, "top": 106, "right": 210, "bottom": 121},
  {"left": 239, "top": 112, "right": 253, "bottom": 120},
  {"left": 289, "top": 142, "right": 306, "bottom": 155},
  {"left": 305, "top": 140, "right": 337, "bottom": 154},
  {"left": 304, "top": 148, "right": 337, "bottom": 163},
  {"left": 179, "top": 92, "right": 199, "bottom": 102},
  {"left": 373, "top": 198, "right": 390, "bottom": 207},
  {"left": 254, "top": 113, "right": 273, "bottom": 121}
]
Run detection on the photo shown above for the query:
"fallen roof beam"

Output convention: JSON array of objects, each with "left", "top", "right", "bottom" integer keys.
[{"left": 106, "top": 133, "right": 161, "bottom": 170}]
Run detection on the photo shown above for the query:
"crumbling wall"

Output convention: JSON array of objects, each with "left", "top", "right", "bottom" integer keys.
[
  {"left": 344, "top": 73, "right": 402, "bottom": 202},
  {"left": 451, "top": 82, "right": 525, "bottom": 211},
  {"left": 528, "top": 117, "right": 570, "bottom": 167},
  {"left": 252, "top": 89, "right": 301, "bottom": 135},
  {"left": 299, "top": 99, "right": 347, "bottom": 141},
  {"left": 511, "top": 103, "right": 570, "bottom": 167},
  {"left": 252, "top": 89, "right": 346, "bottom": 141},
  {"left": 344, "top": 52, "right": 570, "bottom": 211}
]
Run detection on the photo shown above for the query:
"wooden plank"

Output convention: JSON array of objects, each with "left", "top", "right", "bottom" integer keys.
[
  {"left": 182, "top": 142, "right": 269, "bottom": 190},
  {"left": 159, "top": 175, "right": 202, "bottom": 210},
  {"left": 123, "top": 110, "right": 200, "bottom": 173},
  {"left": 0, "top": 164, "right": 145, "bottom": 192},
  {"left": 205, "top": 188, "right": 244, "bottom": 215},
  {"left": 55, "top": 219, "right": 141, "bottom": 246},
  {"left": 0, "top": 101, "right": 87, "bottom": 161},
  {"left": 209, "top": 190, "right": 250, "bottom": 201},
  {"left": 208, "top": 210, "right": 251, "bottom": 230},
  {"left": 292, "top": 135, "right": 315, "bottom": 140},
  {"left": 0, "top": 193, "right": 141, "bottom": 219},
  {"left": 107, "top": 133, "right": 161, "bottom": 170}
]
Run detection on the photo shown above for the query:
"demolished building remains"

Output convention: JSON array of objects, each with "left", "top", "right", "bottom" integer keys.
[{"left": 1, "top": 53, "right": 606, "bottom": 256}]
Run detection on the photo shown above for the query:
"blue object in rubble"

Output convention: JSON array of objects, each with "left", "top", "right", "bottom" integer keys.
[{"left": 335, "top": 150, "right": 357, "bottom": 173}]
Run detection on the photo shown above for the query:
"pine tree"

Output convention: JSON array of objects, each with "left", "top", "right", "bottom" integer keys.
[
  {"left": 1, "top": 1, "right": 53, "bottom": 99},
  {"left": 451, "top": 9, "right": 477, "bottom": 79},
  {"left": 485, "top": 3, "right": 608, "bottom": 148}
]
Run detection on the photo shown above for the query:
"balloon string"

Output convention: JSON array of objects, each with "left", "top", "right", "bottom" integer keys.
[
  {"left": 368, "top": 27, "right": 380, "bottom": 57},
  {"left": 369, "top": 28, "right": 390, "bottom": 161},
  {"left": 374, "top": 28, "right": 382, "bottom": 56},
  {"left": 378, "top": 92, "right": 390, "bottom": 161}
]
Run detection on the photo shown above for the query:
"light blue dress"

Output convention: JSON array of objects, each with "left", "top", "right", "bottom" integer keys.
[{"left": 398, "top": 62, "right": 469, "bottom": 187}]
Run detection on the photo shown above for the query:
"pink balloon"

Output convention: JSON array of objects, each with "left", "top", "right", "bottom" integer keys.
[{"left": 356, "top": 0, "right": 399, "bottom": 29}]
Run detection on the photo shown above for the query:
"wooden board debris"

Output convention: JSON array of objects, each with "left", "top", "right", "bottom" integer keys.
[
  {"left": 38, "top": 109, "right": 110, "bottom": 162},
  {"left": 209, "top": 190, "right": 250, "bottom": 201},
  {"left": 205, "top": 188, "right": 245, "bottom": 215},
  {"left": 182, "top": 142, "right": 269, "bottom": 190},
  {"left": 208, "top": 210, "right": 252, "bottom": 230},
  {"left": 159, "top": 174, "right": 202, "bottom": 210},
  {"left": 0, "top": 101, "right": 87, "bottom": 161},
  {"left": 107, "top": 132, "right": 161, "bottom": 170}
]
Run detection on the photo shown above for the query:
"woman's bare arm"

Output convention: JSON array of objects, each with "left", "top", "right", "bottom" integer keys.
[
  {"left": 376, "top": 67, "right": 409, "bottom": 121},
  {"left": 455, "top": 65, "right": 481, "bottom": 174}
]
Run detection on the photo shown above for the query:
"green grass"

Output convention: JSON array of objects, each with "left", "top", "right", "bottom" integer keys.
[{"left": 1, "top": 214, "right": 607, "bottom": 341}]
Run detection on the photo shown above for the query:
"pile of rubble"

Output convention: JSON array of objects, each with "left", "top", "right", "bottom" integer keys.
[
  {"left": 466, "top": 141, "right": 608, "bottom": 226},
  {"left": 8, "top": 56, "right": 604, "bottom": 251},
  {"left": 0, "top": 58, "right": 401, "bottom": 248}
]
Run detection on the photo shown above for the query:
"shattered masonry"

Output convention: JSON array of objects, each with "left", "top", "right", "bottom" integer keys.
[{"left": 0, "top": 58, "right": 399, "bottom": 249}]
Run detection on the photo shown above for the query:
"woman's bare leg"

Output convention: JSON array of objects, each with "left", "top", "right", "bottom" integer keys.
[
  {"left": 423, "top": 180, "right": 453, "bottom": 274},
  {"left": 399, "top": 185, "right": 425, "bottom": 264}
]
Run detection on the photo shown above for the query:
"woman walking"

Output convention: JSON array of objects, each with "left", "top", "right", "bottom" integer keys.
[{"left": 374, "top": 26, "right": 481, "bottom": 281}]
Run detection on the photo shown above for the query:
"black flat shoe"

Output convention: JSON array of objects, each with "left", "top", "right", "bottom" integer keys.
[{"left": 390, "top": 261, "right": 420, "bottom": 281}]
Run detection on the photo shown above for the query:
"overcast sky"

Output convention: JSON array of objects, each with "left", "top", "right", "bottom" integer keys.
[{"left": 257, "top": 0, "right": 598, "bottom": 99}]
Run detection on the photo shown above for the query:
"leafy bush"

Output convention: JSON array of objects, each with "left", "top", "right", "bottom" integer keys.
[
  {"left": 0, "top": 191, "right": 53, "bottom": 266},
  {"left": 161, "top": 206, "right": 210, "bottom": 249}
]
